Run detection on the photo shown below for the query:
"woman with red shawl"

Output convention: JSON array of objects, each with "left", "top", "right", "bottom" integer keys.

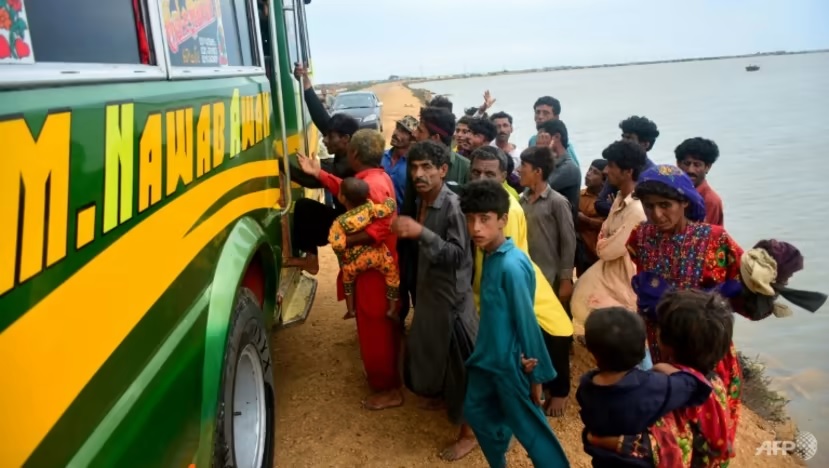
[{"left": 297, "top": 130, "right": 403, "bottom": 410}]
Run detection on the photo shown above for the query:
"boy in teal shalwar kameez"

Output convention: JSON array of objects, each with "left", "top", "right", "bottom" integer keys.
[{"left": 459, "top": 179, "right": 570, "bottom": 468}]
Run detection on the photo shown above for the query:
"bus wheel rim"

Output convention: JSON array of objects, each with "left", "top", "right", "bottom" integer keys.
[{"left": 233, "top": 343, "right": 267, "bottom": 468}]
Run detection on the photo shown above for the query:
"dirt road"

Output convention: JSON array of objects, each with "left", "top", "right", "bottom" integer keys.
[
  {"left": 271, "top": 82, "right": 800, "bottom": 467},
  {"left": 272, "top": 250, "right": 798, "bottom": 468}
]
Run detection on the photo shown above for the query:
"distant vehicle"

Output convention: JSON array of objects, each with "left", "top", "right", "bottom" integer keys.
[
  {"left": 746, "top": 65, "right": 760, "bottom": 72},
  {"left": 331, "top": 91, "right": 384, "bottom": 131}
]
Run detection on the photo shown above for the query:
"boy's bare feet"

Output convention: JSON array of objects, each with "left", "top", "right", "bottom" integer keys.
[
  {"left": 440, "top": 425, "right": 478, "bottom": 461},
  {"left": 283, "top": 254, "right": 320, "bottom": 275},
  {"left": 342, "top": 309, "right": 356, "bottom": 320},
  {"left": 544, "top": 396, "right": 568, "bottom": 417},
  {"left": 362, "top": 389, "right": 403, "bottom": 410}
]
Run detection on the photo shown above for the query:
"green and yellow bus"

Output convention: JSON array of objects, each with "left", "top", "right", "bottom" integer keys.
[{"left": 0, "top": 0, "right": 321, "bottom": 466}]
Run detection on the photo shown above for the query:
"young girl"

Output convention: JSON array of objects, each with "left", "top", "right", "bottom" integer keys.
[
  {"left": 576, "top": 306, "right": 712, "bottom": 467},
  {"left": 585, "top": 290, "right": 738, "bottom": 467}
]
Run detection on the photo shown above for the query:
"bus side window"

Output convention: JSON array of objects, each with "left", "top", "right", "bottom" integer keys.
[
  {"left": 217, "top": 0, "right": 260, "bottom": 67},
  {"left": 257, "top": 0, "right": 272, "bottom": 58},
  {"left": 257, "top": 0, "right": 273, "bottom": 82},
  {"left": 21, "top": 0, "right": 152, "bottom": 64},
  {"left": 282, "top": 0, "right": 301, "bottom": 69},
  {"left": 160, "top": 0, "right": 262, "bottom": 70}
]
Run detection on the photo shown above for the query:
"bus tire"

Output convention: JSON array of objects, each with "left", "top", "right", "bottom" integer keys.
[{"left": 213, "top": 288, "right": 275, "bottom": 468}]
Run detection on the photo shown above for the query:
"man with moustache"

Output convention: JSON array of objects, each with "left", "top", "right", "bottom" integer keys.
[
  {"left": 675, "top": 137, "right": 724, "bottom": 226},
  {"left": 411, "top": 107, "right": 470, "bottom": 196},
  {"left": 395, "top": 140, "right": 479, "bottom": 462},
  {"left": 398, "top": 107, "right": 470, "bottom": 327},
  {"left": 381, "top": 115, "right": 418, "bottom": 210},
  {"left": 490, "top": 111, "right": 520, "bottom": 167},
  {"left": 527, "top": 96, "right": 580, "bottom": 168},
  {"left": 490, "top": 111, "right": 523, "bottom": 194}
]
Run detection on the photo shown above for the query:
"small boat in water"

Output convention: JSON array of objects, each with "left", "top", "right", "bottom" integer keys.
[{"left": 746, "top": 65, "right": 760, "bottom": 72}]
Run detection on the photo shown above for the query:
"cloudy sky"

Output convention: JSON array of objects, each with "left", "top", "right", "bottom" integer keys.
[{"left": 303, "top": 0, "right": 829, "bottom": 83}]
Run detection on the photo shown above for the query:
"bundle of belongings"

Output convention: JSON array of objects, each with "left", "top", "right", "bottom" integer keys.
[
  {"left": 634, "top": 238, "right": 826, "bottom": 323},
  {"left": 739, "top": 239, "right": 827, "bottom": 319}
]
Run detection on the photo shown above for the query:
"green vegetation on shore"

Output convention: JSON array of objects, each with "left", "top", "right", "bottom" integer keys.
[
  {"left": 404, "top": 83, "right": 432, "bottom": 106},
  {"left": 738, "top": 352, "right": 790, "bottom": 424}
]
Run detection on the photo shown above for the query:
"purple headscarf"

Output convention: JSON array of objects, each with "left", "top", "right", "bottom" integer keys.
[{"left": 637, "top": 164, "right": 707, "bottom": 222}]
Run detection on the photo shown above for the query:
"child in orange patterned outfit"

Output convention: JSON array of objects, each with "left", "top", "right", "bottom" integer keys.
[{"left": 329, "top": 177, "right": 400, "bottom": 321}]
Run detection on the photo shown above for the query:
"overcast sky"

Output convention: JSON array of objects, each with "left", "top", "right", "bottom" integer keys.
[{"left": 303, "top": 0, "right": 829, "bottom": 83}]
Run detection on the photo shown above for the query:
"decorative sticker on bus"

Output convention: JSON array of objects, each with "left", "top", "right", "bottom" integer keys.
[
  {"left": 0, "top": 0, "right": 35, "bottom": 64},
  {"left": 161, "top": 0, "right": 228, "bottom": 66}
]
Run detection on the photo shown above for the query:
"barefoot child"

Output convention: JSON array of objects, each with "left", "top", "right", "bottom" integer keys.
[
  {"left": 328, "top": 177, "right": 400, "bottom": 320},
  {"left": 576, "top": 307, "right": 713, "bottom": 467},
  {"left": 648, "top": 290, "right": 739, "bottom": 467},
  {"left": 459, "top": 179, "right": 569, "bottom": 468}
]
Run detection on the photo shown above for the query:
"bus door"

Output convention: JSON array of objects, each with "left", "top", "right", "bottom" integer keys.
[{"left": 273, "top": 0, "right": 318, "bottom": 327}]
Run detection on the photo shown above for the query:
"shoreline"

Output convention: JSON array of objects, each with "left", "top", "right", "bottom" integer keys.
[
  {"left": 323, "top": 49, "right": 828, "bottom": 92},
  {"left": 365, "top": 80, "right": 806, "bottom": 466}
]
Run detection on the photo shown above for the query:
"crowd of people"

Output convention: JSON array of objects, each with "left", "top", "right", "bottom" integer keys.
[{"left": 282, "top": 64, "right": 825, "bottom": 467}]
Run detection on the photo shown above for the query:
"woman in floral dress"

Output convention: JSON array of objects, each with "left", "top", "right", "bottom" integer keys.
[
  {"left": 624, "top": 165, "right": 751, "bottom": 466},
  {"left": 588, "top": 166, "right": 810, "bottom": 466}
]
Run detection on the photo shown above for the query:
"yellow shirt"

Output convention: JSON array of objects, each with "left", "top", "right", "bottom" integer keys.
[
  {"left": 502, "top": 181, "right": 520, "bottom": 201},
  {"left": 473, "top": 193, "right": 574, "bottom": 337}
]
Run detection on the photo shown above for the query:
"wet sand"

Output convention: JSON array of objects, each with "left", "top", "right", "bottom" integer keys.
[{"left": 271, "top": 82, "right": 802, "bottom": 467}]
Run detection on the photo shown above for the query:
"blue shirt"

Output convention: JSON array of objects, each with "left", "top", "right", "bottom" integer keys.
[
  {"left": 528, "top": 135, "right": 580, "bottom": 168},
  {"left": 381, "top": 149, "right": 407, "bottom": 211},
  {"left": 576, "top": 368, "right": 711, "bottom": 467},
  {"left": 466, "top": 238, "right": 555, "bottom": 385},
  {"left": 594, "top": 157, "right": 656, "bottom": 217}
]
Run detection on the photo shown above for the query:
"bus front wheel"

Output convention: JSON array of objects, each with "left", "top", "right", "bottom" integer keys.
[{"left": 213, "top": 288, "right": 275, "bottom": 468}]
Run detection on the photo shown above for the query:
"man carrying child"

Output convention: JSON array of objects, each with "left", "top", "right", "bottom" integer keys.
[{"left": 328, "top": 177, "right": 399, "bottom": 321}]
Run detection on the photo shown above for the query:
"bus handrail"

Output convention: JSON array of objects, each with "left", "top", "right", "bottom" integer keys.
[
  {"left": 271, "top": 4, "right": 292, "bottom": 217},
  {"left": 292, "top": 3, "right": 311, "bottom": 156}
]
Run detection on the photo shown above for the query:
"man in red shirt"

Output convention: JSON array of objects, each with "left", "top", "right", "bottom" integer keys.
[
  {"left": 297, "top": 129, "right": 403, "bottom": 410},
  {"left": 675, "top": 137, "right": 724, "bottom": 226}
]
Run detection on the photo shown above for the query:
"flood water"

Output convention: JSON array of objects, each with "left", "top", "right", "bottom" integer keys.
[{"left": 417, "top": 52, "right": 829, "bottom": 465}]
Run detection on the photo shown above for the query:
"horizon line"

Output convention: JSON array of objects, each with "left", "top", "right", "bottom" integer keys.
[{"left": 318, "top": 47, "right": 829, "bottom": 87}]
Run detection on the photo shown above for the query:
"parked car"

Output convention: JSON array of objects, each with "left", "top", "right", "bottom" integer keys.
[{"left": 331, "top": 91, "right": 383, "bottom": 131}]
